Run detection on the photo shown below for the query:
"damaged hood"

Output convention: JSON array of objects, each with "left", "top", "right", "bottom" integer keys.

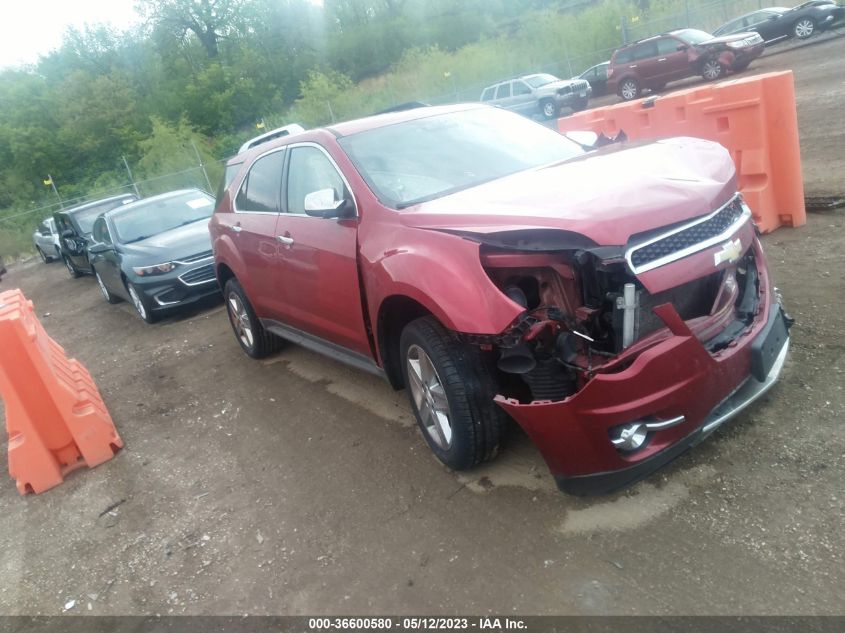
[{"left": 399, "top": 137, "right": 736, "bottom": 246}]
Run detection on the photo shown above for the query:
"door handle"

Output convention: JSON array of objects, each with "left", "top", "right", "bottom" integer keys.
[
  {"left": 629, "top": 64, "right": 637, "bottom": 68},
  {"left": 658, "top": 57, "right": 667, "bottom": 61},
  {"left": 276, "top": 235, "right": 294, "bottom": 245},
  {"left": 231, "top": 224, "right": 242, "bottom": 233}
]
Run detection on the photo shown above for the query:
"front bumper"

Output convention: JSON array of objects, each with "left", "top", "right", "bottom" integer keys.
[
  {"left": 132, "top": 262, "right": 221, "bottom": 312},
  {"left": 495, "top": 244, "right": 789, "bottom": 495}
]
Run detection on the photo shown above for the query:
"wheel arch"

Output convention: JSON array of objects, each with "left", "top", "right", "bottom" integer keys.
[{"left": 376, "top": 294, "right": 436, "bottom": 390}]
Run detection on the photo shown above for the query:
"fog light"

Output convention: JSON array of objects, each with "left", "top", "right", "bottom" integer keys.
[{"left": 610, "top": 423, "right": 648, "bottom": 452}]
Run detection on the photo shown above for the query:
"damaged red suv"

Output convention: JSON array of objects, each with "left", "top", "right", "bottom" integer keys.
[{"left": 211, "top": 104, "right": 790, "bottom": 495}]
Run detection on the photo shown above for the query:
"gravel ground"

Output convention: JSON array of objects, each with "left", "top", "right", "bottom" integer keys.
[{"left": 0, "top": 34, "right": 843, "bottom": 617}]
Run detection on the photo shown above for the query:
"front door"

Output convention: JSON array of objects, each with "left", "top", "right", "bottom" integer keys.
[
  {"left": 274, "top": 143, "right": 370, "bottom": 357},
  {"left": 655, "top": 37, "right": 689, "bottom": 83}
]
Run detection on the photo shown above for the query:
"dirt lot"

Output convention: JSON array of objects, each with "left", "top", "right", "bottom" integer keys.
[{"left": 0, "top": 35, "right": 843, "bottom": 616}]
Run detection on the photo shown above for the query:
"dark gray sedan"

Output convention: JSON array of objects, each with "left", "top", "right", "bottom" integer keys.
[
  {"left": 88, "top": 189, "right": 220, "bottom": 323},
  {"left": 713, "top": 2, "right": 845, "bottom": 43}
]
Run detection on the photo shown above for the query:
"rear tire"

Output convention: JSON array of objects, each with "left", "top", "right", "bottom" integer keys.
[
  {"left": 224, "top": 278, "right": 283, "bottom": 358},
  {"left": 399, "top": 316, "right": 506, "bottom": 471},
  {"left": 618, "top": 78, "right": 640, "bottom": 101},
  {"left": 63, "top": 255, "right": 82, "bottom": 278},
  {"left": 793, "top": 17, "right": 815, "bottom": 39}
]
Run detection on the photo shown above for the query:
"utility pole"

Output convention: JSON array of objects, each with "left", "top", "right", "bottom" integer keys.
[
  {"left": 45, "top": 174, "right": 63, "bottom": 209},
  {"left": 122, "top": 156, "right": 141, "bottom": 198},
  {"left": 190, "top": 140, "right": 214, "bottom": 193}
]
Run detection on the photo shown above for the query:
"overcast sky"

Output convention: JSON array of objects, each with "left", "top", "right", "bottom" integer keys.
[{"left": 0, "top": 0, "right": 139, "bottom": 69}]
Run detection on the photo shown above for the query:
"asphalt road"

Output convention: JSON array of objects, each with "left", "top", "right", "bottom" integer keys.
[{"left": 0, "top": 34, "right": 843, "bottom": 616}]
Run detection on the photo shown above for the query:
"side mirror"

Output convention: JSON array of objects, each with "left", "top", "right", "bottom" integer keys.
[
  {"left": 564, "top": 130, "right": 599, "bottom": 149},
  {"left": 88, "top": 242, "right": 111, "bottom": 254},
  {"left": 768, "top": 14, "right": 779, "bottom": 20},
  {"left": 61, "top": 229, "right": 74, "bottom": 238},
  {"left": 303, "top": 188, "right": 354, "bottom": 218},
  {"left": 676, "top": 43, "right": 689, "bottom": 51}
]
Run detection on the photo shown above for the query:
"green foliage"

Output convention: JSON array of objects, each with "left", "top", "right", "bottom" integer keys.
[{"left": 1, "top": 0, "right": 750, "bottom": 257}]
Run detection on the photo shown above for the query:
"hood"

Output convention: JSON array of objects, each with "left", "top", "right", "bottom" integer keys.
[
  {"left": 121, "top": 219, "right": 212, "bottom": 262},
  {"left": 701, "top": 32, "right": 761, "bottom": 44},
  {"left": 399, "top": 137, "right": 736, "bottom": 247},
  {"left": 537, "top": 78, "right": 586, "bottom": 92}
]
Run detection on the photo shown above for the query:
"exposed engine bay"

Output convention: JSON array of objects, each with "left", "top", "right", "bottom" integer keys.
[{"left": 469, "top": 234, "right": 762, "bottom": 404}]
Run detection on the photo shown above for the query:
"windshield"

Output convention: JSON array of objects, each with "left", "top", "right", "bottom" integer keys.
[
  {"left": 523, "top": 73, "right": 560, "bottom": 88},
  {"left": 674, "top": 29, "right": 714, "bottom": 44},
  {"left": 111, "top": 191, "right": 215, "bottom": 243},
  {"left": 72, "top": 198, "right": 134, "bottom": 234},
  {"left": 337, "top": 107, "right": 584, "bottom": 208}
]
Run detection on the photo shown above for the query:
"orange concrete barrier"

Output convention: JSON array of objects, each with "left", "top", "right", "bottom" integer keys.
[
  {"left": 558, "top": 71, "right": 805, "bottom": 233},
  {"left": 0, "top": 289, "right": 122, "bottom": 494}
]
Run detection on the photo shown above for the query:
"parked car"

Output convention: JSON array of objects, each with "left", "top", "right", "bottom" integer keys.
[
  {"left": 54, "top": 193, "right": 138, "bottom": 278},
  {"left": 32, "top": 217, "right": 61, "bottom": 263},
  {"left": 88, "top": 189, "right": 219, "bottom": 323},
  {"left": 238, "top": 124, "right": 305, "bottom": 155},
  {"left": 480, "top": 73, "right": 592, "bottom": 119},
  {"left": 210, "top": 104, "right": 791, "bottom": 495},
  {"left": 607, "top": 29, "right": 765, "bottom": 100},
  {"left": 574, "top": 62, "right": 609, "bottom": 97},
  {"left": 713, "top": 2, "right": 845, "bottom": 43}
]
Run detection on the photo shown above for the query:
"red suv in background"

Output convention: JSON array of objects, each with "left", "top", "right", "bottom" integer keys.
[
  {"left": 607, "top": 28, "right": 765, "bottom": 100},
  {"left": 211, "top": 104, "right": 790, "bottom": 495}
]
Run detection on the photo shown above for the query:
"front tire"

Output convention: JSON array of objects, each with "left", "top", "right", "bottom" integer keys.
[
  {"left": 539, "top": 99, "right": 559, "bottom": 120},
  {"left": 95, "top": 269, "right": 120, "bottom": 304},
  {"left": 127, "top": 281, "right": 157, "bottom": 323},
  {"left": 793, "top": 17, "right": 815, "bottom": 39},
  {"left": 399, "top": 316, "right": 506, "bottom": 471},
  {"left": 63, "top": 255, "right": 82, "bottom": 278},
  {"left": 224, "top": 278, "right": 283, "bottom": 358},
  {"left": 618, "top": 78, "right": 640, "bottom": 101},
  {"left": 701, "top": 58, "right": 725, "bottom": 81}
]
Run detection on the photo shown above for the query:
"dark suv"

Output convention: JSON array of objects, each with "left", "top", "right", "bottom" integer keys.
[
  {"left": 55, "top": 193, "right": 138, "bottom": 278},
  {"left": 210, "top": 104, "right": 790, "bottom": 495},
  {"left": 607, "top": 28, "right": 765, "bottom": 100}
]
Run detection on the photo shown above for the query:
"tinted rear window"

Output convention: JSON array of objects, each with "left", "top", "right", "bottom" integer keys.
[
  {"left": 72, "top": 197, "right": 135, "bottom": 234},
  {"left": 614, "top": 48, "right": 633, "bottom": 64}
]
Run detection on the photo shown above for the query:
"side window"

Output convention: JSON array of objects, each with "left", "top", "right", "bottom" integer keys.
[
  {"left": 494, "top": 83, "right": 511, "bottom": 99},
  {"left": 657, "top": 38, "right": 680, "bottom": 55},
  {"left": 633, "top": 41, "right": 658, "bottom": 60},
  {"left": 236, "top": 150, "right": 285, "bottom": 213},
  {"left": 614, "top": 48, "right": 633, "bottom": 64},
  {"left": 747, "top": 12, "right": 769, "bottom": 27},
  {"left": 512, "top": 81, "right": 531, "bottom": 96},
  {"left": 596, "top": 65, "right": 608, "bottom": 80},
  {"left": 39, "top": 220, "right": 50, "bottom": 235},
  {"left": 481, "top": 87, "right": 495, "bottom": 101},
  {"left": 286, "top": 146, "right": 347, "bottom": 216}
]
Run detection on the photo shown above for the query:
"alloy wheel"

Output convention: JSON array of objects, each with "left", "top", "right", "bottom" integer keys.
[
  {"left": 702, "top": 60, "right": 722, "bottom": 80},
  {"left": 227, "top": 292, "right": 254, "bottom": 349},
  {"left": 794, "top": 19, "right": 814, "bottom": 38},
  {"left": 620, "top": 80, "right": 638, "bottom": 100},
  {"left": 542, "top": 101, "right": 557, "bottom": 118},
  {"left": 128, "top": 284, "right": 147, "bottom": 320},
  {"left": 96, "top": 272, "right": 110, "bottom": 301},
  {"left": 406, "top": 344, "right": 453, "bottom": 450}
]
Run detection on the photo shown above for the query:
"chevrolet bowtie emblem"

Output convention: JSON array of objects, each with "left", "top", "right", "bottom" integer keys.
[{"left": 714, "top": 238, "right": 743, "bottom": 266}]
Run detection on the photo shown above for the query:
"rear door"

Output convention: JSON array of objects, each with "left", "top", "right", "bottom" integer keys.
[
  {"left": 273, "top": 143, "right": 370, "bottom": 356},
  {"left": 227, "top": 148, "right": 287, "bottom": 317},
  {"left": 631, "top": 40, "right": 660, "bottom": 85}
]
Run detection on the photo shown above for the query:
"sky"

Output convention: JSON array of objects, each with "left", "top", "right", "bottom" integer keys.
[{"left": 0, "top": 0, "right": 139, "bottom": 69}]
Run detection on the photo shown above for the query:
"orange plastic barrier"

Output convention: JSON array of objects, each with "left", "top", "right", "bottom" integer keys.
[
  {"left": 0, "top": 289, "right": 122, "bottom": 494},
  {"left": 558, "top": 71, "right": 805, "bottom": 233}
]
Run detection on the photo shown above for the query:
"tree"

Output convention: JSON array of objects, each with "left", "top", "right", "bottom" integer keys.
[{"left": 137, "top": 0, "right": 246, "bottom": 58}]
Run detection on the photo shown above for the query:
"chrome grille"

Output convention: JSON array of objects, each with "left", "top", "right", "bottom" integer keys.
[
  {"left": 178, "top": 264, "right": 215, "bottom": 286},
  {"left": 627, "top": 195, "right": 749, "bottom": 273}
]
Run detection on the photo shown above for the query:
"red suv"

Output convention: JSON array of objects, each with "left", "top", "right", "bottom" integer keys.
[
  {"left": 607, "top": 28, "right": 765, "bottom": 100},
  {"left": 211, "top": 104, "right": 790, "bottom": 494}
]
